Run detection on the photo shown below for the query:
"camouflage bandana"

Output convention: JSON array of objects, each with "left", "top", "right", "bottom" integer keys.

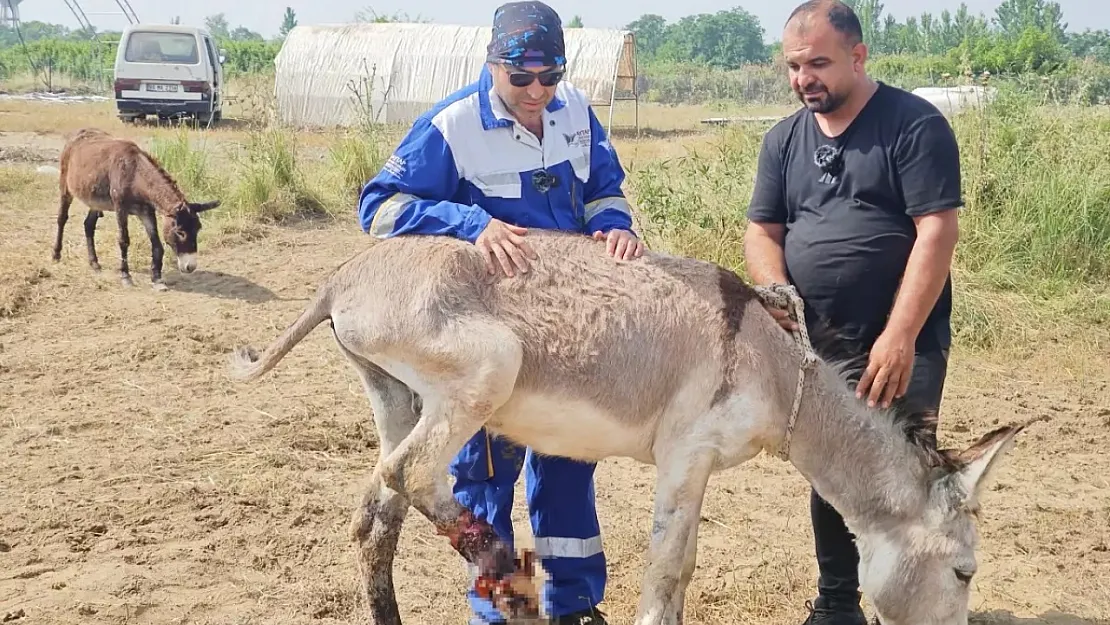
[{"left": 485, "top": 1, "right": 567, "bottom": 69}]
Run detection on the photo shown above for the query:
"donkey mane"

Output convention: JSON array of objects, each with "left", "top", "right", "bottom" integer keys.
[
  {"left": 69, "top": 127, "right": 190, "bottom": 214},
  {"left": 137, "top": 150, "right": 190, "bottom": 213},
  {"left": 805, "top": 318, "right": 962, "bottom": 472}
]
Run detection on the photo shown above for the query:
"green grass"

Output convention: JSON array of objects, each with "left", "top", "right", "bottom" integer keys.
[
  {"left": 952, "top": 91, "right": 1110, "bottom": 286},
  {"left": 624, "top": 87, "right": 1110, "bottom": 351},
  {"left": 145, "top": 123, "right": 389, "bottom": 233}
]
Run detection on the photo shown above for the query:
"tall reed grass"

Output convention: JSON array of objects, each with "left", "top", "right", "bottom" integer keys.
[
  {"left": 147, "top": 124, "right": 388, "bottom": 228},
  {"left": 625, "top": 86, "right": 1110, "bottom": 350}
]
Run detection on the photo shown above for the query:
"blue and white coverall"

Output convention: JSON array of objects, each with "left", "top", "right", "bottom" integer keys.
[{"left": 357, "top": 65, "right": 635, "bottom": 622}]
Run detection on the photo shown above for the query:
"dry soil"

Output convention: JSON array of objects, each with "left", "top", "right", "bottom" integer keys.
[{"left": 1, "top": 112, "right": 1107, "bottom": 625}]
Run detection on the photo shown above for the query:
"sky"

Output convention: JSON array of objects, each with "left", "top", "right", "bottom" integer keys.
[{"left": 13, "top": 0, "right": 1110, "bottom": 41}]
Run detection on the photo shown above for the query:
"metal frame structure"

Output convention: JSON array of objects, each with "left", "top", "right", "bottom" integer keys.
[
  {"left": 2, "top": 0, "right": 139, "bottom": 31},
  {"left": 602, "top": 31, "right": 639, "bottom": 135},
  {"left": 59, "top": 0, "right": 141, "bottom": 91},
  {"left": 1, "top": 0, "right": 22, "bottom": 28},
  {"left": 2, "top": 0, "right": 141, "bottom": 93},
  {"left": 61, "top": 0, "right": 138, "bottom": 30}
]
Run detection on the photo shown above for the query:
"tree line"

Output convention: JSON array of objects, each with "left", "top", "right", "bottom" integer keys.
[
  {"left": 2, "top": 0, "right": 1110, "bottom": 84},
  {"left": 627, "top": 0, "right": 1109, "bottom": 73}
]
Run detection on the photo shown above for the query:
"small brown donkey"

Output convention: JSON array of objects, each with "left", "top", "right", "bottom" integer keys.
[{"left": 52, "top": 128, "right": 221, "bottom": 290}]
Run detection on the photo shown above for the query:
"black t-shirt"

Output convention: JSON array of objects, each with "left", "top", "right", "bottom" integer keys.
[{"left": 746, "top": 82, "right": 962, "bottom": 354}]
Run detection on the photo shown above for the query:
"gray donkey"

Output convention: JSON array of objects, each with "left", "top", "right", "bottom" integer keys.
[{"left": 228, "top": 229, "right": 1035, "bottom": 625}]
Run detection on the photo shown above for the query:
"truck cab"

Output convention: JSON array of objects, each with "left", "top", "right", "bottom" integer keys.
[{"left": 113, "top": 24, "right": 225, "bottom": 125}]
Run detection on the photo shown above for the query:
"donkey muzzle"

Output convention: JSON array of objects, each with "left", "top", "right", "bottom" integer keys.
[{"left": 177, "top": 253, "right": 197, "bottom": 273}]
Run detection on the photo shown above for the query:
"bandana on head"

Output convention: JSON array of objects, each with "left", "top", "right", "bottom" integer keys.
[{"left": 486, "top": 1, "right": 567, "bottom": 68}]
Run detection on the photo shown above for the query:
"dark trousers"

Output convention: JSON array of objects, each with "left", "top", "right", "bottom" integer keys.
[{"left": 809, "top": 349, "right": 950, "bottom": 608}]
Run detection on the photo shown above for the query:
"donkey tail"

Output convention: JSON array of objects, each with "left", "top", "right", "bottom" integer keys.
[{"left": 228, "top": 287, "right": 333, "bottom": 382}]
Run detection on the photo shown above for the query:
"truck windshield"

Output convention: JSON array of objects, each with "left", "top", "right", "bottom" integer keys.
[{"left": 124, "top": 32, "right": 200, "bottom": 65}]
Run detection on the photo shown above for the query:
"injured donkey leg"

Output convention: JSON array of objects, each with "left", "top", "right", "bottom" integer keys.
[
  {"left": 356, "top": 459, "right": 533, "bottom": 622},
  {"left": 373, "top": 333, "right": 533, "bottom": 618},
  {"left": 414, "top": 481, "right": 539, "bottom": 620},
  {"left": 378, "top": 394, "right": 531, "bottom": 604},
  {"left": 342, "top": 347, "right": 424, "bottom": 625}
]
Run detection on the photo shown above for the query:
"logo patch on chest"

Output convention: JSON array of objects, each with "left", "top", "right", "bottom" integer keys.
[{"left": 562, "top": 128, "right": 590, "bottom": 149}]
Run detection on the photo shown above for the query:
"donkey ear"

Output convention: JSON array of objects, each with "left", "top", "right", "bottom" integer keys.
[
  {"left": 950, "top": 416, "right": 1044, "bottom": 509},
  {"left": 189, "top": 200, "right": 222, "bottom": 213}
]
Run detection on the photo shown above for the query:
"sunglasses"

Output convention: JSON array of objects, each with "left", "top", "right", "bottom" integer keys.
[{"left": 504, "top": 66, "right": 565, "bottom": 88}]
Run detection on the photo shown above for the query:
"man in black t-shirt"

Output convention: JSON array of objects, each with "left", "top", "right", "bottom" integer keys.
[{"left": 743, "top": 1, "right": 962, "bottom": 624}]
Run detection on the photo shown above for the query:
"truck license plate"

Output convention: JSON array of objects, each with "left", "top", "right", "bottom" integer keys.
[{"left": 147, "top": 83, "right": 178, "bottom": 92}]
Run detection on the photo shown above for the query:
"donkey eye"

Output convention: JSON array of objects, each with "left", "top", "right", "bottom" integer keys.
[{"left": 954, "top": 568, "right": 975, "bottom": 584}]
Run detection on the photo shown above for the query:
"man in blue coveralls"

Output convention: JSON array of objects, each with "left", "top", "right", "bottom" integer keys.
[{"left": 356, "top": 3, "right": 642, "bottom": 624}]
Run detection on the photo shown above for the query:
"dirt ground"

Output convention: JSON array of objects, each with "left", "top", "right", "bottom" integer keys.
[{"left": 1, "top": 107, "right": 1108, "bottom": 625}]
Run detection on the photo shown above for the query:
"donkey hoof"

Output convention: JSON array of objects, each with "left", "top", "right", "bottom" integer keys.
[
  {"left": 151, "top": 282, "right": 168, "bottom": 292},
  {"left": 90, "top": 262, "right": 101, "bottom": 271},
  {"left": 121, "top": 275, "right": 134, "bottom": 287}
]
